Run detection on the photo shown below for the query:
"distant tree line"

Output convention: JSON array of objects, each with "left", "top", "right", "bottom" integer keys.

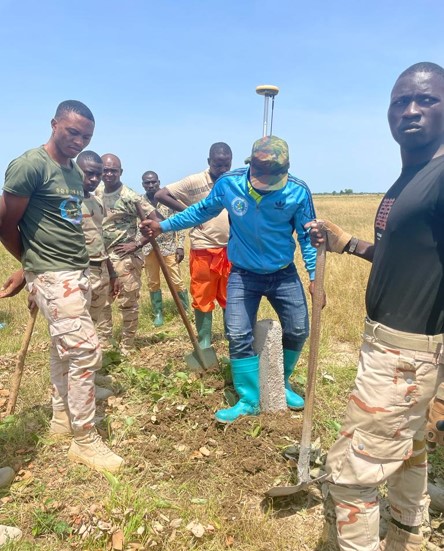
[
  {"left": 314, "top": 188, "right": 354, "bottom": 195},
  {"left": 313, "top": 189, "right": 383, "bottom": 196}
]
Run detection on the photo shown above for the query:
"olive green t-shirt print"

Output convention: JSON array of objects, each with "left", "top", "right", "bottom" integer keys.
[{"left": 3, "top": 146, "right": 89, "bottom": 273}]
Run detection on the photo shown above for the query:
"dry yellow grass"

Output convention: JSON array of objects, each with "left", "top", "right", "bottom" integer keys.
[
  {"left": 312, "top": 194, "right": 380, "bottom": 347},
  {"left": 1, "top": 194, "right": 442, "bottom": 550}
]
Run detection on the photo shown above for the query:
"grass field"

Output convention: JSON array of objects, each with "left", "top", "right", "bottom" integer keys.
[{"left": 0, "top": 194, "right": 442, "bottom": 550}]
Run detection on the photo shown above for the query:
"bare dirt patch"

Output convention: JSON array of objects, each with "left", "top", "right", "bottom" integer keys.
[{"left": 0, "top": 331, "right": 443, "bottom": 549}]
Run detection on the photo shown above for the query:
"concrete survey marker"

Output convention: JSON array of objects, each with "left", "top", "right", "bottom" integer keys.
[{"left": 253, "top": 319, "right": 286, "bottom": 412}]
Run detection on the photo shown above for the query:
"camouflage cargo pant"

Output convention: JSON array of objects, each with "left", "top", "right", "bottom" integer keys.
[
  {"left": 326, "top": 317, "right": 444, "bottom": 551},
  {"left": 89, "top": 261, "right": 110, "bottom": 324},
  {"left": 25, "top": 270, "right": 100, "bottom": 433},
  {"left": 96, "top": 254, "right": 143, "bottom": 351}
]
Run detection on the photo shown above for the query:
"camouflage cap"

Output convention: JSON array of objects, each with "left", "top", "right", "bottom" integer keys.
[{"left": 249, "top": 136, "right": 289, "bottom": 190}]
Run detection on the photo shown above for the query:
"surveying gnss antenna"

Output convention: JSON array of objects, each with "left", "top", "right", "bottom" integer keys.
[{"left": 256, "top": 84, "right": 279, "bottom": 137}]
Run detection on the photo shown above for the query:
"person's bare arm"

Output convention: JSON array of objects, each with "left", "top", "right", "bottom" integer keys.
[
  {"left": 154, "top": 188, "right": 186, "bottom": 212},
  {"left": 114, "top": 205, "right": 165, "bottom": 257},
  {"left": 345, "top": 239, "right": 374, "bottom": 262},
  {"left": 0, "top": 191, "right": 30, "bottom": 261},
  {"left": 0, "top": 268, "right": 26, "bottom": 298}
]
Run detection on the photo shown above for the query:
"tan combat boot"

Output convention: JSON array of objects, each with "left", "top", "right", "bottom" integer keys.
[
  {"left": 0, "top": 467, "right": 15, "bottom": 488},
  {"left": 67, "top": 428, "right": 124, "bottom": 473},
  {"left": 49, "top": 409, "right": 72, "bottom": 438},
  {"left": 379, "top": 522, "right": 423, "bottom": 550}
]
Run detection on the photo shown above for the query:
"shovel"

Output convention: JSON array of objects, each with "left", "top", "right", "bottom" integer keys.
[
  {"left": 266, "top": 242, "right": 328, "bottom": 497},
  {"left": 136, "top": 204, "right": 219, "bottom": 371}
]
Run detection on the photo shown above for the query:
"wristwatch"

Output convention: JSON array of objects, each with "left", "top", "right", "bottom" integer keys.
[{"left": 346, "top": 237, "right": 359, "bottom": 254}]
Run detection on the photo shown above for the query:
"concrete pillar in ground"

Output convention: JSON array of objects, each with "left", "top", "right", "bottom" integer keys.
[{"left": 253, "top": 319, "right": 286, "bottom": 412}]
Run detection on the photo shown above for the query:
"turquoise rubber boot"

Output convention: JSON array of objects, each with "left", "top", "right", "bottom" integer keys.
[
  {"left": 150, "top": 290, "right": 164, "bottom": 327},
  {"left": 194, "top": 310, "right": 212, "bottom": 349},
  {"left": 215, "top": 356, "right": 260, "bottom": 423},
  {"left": 177, "top": 290, "right": 190, "bottom": 313},
  {"left": 283, "top": 348, "right": 305, "bottom": 410}
]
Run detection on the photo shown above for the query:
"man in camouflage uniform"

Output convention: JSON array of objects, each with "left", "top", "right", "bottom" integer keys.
[
  {"left": 309, "top": 62, "right": 444, "bottom": 550},
  {"left": 77, "top": 150, "right": 119, "bottom": 400},
  {"left": 77, "top": 151, "right": 119, "bottom": 325},
  {"left": 0, "top": 100, "right": 124, "bottom": 473},
  {"left": 95, "top": 154, "right": 157, "bottom": 354},
  {"left": 141, "top": 170, "right": 189, "bottom": 327}
]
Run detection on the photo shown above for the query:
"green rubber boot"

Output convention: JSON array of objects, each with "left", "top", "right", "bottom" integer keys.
[
  {"left": 283, "top": 348, "right": 305, "bottom": 410},
  {"left": 215, "top": 356, "right": 260, "bottom": 423},
  {"left": 194, "top": 310, "right": 212, "bottom": 349},
  {"left": 150, "top": 290, "right": 164, "bottom": 327},
  {"left": 177, "top": 290, "right": 190, "bottom": 313}
]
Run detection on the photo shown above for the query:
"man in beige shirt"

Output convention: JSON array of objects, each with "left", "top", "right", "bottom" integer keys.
[{"left": 155, "top": 143, "right": 232, "bottom": 348}]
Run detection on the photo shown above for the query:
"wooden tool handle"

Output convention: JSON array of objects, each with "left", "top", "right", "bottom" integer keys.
[
  {"left": 6, "top": 307, "right": 38, "bottom": 415},
  {"left": 136, "top": 205, "right": 209, "bottom": 369},
  {"left": 297, "top": 242, "right": 326, "bottom": 483}
]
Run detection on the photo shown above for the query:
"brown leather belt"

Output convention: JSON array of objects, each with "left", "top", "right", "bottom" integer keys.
[{"left": 365, "top": 318, "right": 444, "bottom": 354}]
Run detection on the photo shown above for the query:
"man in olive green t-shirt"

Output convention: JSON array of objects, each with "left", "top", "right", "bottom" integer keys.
[{"left": 0, "top": 100, "right": 123, "bottom": 474}]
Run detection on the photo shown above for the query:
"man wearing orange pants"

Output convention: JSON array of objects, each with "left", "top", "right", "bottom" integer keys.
[{"left": 155, "top": 143, "right": 232, "bottom": 348}]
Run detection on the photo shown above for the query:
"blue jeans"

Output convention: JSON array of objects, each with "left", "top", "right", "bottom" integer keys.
[{"left": 225, "top": 263, "right": 309, "bottom": 358}]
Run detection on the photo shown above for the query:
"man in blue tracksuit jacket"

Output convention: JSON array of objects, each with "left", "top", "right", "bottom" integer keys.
[{"left": 142, "top": 136, "right": 317, "bottom": 422}]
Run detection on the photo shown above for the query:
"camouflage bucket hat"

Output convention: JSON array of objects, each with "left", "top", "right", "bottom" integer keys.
[{"left": 249, "top": 136, "right": 289, "bottom": 190}]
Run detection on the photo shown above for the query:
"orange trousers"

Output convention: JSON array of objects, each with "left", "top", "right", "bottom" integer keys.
[{"left": 189, "top": 247, "right": 230, "bottom": 312}]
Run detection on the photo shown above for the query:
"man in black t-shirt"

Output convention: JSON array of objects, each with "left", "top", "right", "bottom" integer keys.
[{"left": 309, "top": 63, "right": 444, "bottom": 550}]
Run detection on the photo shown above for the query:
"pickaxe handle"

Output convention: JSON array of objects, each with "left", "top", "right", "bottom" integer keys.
[
  {"left": 297, "top": 242, "right": 326, "bottom": 483},
  {"left": 6, "top": 307, "right": 38, "bottom": 415},
  {"left": 135, "top": 204, "right": 208, "bottom": 369}
]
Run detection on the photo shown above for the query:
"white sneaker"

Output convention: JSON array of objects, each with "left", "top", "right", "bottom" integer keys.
[
  {"left": 67, "top": 429, "right": 124, "bottom": 473},
  {"left": 0, "top": 525, "right": 22, "bottom": 545}
]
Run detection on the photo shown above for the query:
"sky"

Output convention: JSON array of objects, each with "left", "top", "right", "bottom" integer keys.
[{"left": 0, "top": 0, "right": 443, "bottom": 194}]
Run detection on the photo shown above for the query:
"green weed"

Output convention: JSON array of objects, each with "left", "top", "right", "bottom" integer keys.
[
  {"left": 32, "top": 501, "right": 72, "bottom": 539},
  {"left": 120, "top": 365, "right": 214, "bottom": 402}
]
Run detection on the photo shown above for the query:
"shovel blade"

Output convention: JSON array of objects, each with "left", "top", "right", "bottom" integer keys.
[
  {"left": 185, "top": 346, "right": 219, "bottom": 371},
  {"left": 265, "top": 473, "right": 328, "bottom": 498}
]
